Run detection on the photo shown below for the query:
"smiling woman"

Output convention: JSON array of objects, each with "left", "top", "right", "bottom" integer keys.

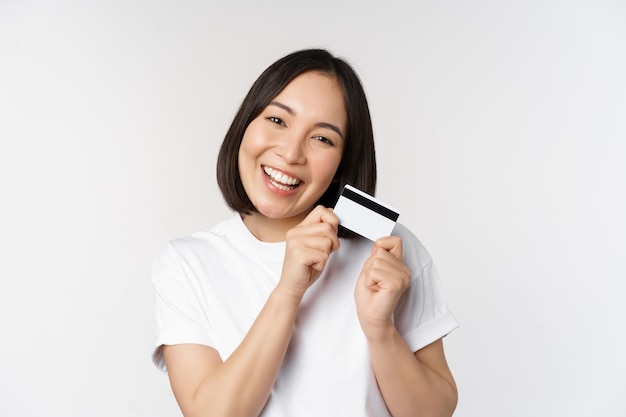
[
  {"left": 238, "top": 72, "right": 346, "bottom": 241},
  {"left": 151, "top": 49, "right": 458, "bottom": 417},
  {"left": 216, "top": 49, "right": 377, "bottom": 220}
]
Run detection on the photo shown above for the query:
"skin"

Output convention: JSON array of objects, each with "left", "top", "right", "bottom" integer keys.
[
  {"left": 162, "top": 71, "right": 458, "bottom": 417},
  {"left": 237, "top": 71, "right": 346, "bottom": 242}
]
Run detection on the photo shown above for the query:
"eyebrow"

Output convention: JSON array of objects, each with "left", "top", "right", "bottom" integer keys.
[{"left": 268, "top": 101, "right": 345, "bottom": 140}]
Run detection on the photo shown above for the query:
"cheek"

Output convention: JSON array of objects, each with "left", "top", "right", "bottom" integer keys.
[
  {"left": 237, "top": 136, "right": 257, "bottom": 181},
  {"left": 239, "top": 127, "right": 263, "bottom": 160},
  {"left": 240, "top": 126, "right": 271, "bottom": 159},
  {"left": 315, "top": 153, "right": 343, "bottom": 182}
]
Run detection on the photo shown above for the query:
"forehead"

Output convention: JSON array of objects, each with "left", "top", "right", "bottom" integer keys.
[{"left": 272, "top": 72, "right": 347, "bottom": 123}]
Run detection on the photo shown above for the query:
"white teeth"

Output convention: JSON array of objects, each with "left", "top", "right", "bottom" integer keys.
[{"left": 263, "top": 166, "right": 301, "bottom": 187}]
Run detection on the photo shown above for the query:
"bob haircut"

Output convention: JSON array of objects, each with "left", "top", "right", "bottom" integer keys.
[{"left": 217, "top": 48, "right": 376, "bottom": 238}]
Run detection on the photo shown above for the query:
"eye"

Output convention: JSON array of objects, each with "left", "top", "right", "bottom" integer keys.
[
  {"left": 312, "top": 135, "right": 334, "bottom": 146},
  {"left": 267, "top": 116, "right": 285, "bottom": 126}
]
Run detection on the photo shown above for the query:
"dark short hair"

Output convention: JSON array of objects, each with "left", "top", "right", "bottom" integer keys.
[{"left": 216, "top": 49, "right": 376, "bottom": 237}]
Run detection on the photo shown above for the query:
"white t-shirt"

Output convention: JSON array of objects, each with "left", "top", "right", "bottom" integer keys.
[{"left": 152, "top": 214, "right": 458, "bottom": 416}]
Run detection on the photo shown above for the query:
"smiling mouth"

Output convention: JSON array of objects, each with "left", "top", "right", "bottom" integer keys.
[{"left": 263, "top": 166, "right": 302, "bottom": 191}]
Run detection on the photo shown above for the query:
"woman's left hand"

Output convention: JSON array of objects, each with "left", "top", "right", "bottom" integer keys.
[{"left": 354, "top": 236, "right": 412, "bottom": 339}]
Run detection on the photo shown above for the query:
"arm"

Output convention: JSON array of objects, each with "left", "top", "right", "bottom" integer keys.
[
  {"left": 354, "top": 237, "right": 458, "bottom": 417},
  {"left": 163, "top": 206, "right": 340, "bottom": 417},
  {"left": 163, "top": 285, "right": 301, "bottom": 417},
  {"left": 367, "top": 333, "right": 457, "bottom": 417}
]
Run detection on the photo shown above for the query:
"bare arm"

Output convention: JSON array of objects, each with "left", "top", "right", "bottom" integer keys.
[
  {"left": 163, "top": 206, "right": 340, "bottom": 417},
  {"left": 164, "top": 286, "right": 301, "bottom": 417},
  {"left": 367, "top": 333, "right": 457, "bottom": 417},
  {"left": 355, "top": 237, "right": 458, "bottom": 417}
]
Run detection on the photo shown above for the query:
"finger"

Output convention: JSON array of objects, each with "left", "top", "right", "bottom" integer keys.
[
  {"left": 300, "top": 205, "right": 339, "bottom": 231},
  {"left": 291, "top": 220, "right": 337, "bottom": 238},
  {"left": 361, "top": 262, "right": 410, "bottom": 295},
  {"left": 301, "top": 235, "right": 336, "bottom": 255},
  {"left": 365, "top": 255, "right": 409, "bottom": 281},
  {"left": 289, "top": 219, "right": 340, "bottom": 252},
  {"left": 373, "top": 236, "right": 403, "bottom": 260},
  {"left": 361, "top": 250, "right": 411, "bottom": 285},
  {"left": 300, "top": 246, "right": 331, "bottom": 272},
  {"left": 364, "top": 245, "right": 400, "bottom": 270},
  {"left": 359, "top": 270, "right": 381, "bottom": 292}
]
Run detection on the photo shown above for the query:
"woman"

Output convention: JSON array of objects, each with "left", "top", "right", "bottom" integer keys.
[{"left": 152, "top": 48, "right": 459, "bottom": 417}]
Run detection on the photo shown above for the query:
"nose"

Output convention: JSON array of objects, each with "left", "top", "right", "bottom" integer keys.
[{"left": 276, "top": 134, "right": 306, "bottom": 164}]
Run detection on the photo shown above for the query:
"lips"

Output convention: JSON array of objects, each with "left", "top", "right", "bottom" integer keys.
[{"left": 263, "top": 166, "right": 302, "bottom": 191}]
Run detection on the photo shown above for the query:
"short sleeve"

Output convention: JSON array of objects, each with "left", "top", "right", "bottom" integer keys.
[
  {"left": 395, "top": 262, "right": 459, "bottom": 352},
  {"left": 151, "top": 242, "right": 214, "bottom": 373},
  {"left": 392, "top": 225, "right": 459, "bottom": 352}
]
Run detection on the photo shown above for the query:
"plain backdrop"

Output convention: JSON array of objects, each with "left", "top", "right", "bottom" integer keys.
[{"left": 1, "top": 1, "right": 625, "bottom": 416}]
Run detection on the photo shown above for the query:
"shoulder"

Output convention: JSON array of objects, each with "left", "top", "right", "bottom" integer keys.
[
  {"left": 157, "top": 217, "right": 234, "bottom": 259},
  {"left": 391, "top": 222, "right": 434, "bottom": 276},
  {"left": 152, "top": 217, "right": 236, "bottom": 282},
  {"left": 392, "top": 222, "right": 432, "bottom": 262}
]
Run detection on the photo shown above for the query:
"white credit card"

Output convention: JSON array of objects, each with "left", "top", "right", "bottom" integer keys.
[{"left": 333, "top": 184, "right": 400, "bottom": 241}]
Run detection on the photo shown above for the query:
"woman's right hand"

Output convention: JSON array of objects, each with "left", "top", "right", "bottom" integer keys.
[
  {"left": 278, "top": 205, "right": 340, "bottom": 299},
  {"left": 164, "top": 208, "right": 339, "bottom": 417}
]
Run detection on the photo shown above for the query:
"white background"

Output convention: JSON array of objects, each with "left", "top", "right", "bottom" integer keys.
[{"left": 1, "top": 1, "right": 625, "bottom": 416}]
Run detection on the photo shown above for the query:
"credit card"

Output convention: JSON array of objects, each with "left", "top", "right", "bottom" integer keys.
[{"left": 333, "top": 184, "right": 400, "bottom": 241}]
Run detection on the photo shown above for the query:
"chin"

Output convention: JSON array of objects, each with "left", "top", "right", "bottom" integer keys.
[
  {"left": 259, "top": 210, "right": 300, "bottom": 220},
  {"left": 254, "top": 204, "right": 308, "bottom": 221}
]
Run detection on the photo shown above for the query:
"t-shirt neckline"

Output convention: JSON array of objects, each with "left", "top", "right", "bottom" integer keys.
[{"left": 228, "top": 213, "right": 286, "bottom": 263}]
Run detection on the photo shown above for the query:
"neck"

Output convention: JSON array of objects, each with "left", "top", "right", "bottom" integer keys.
[{"left": 241, "top": 212, "right": 307, "bottom": 242}]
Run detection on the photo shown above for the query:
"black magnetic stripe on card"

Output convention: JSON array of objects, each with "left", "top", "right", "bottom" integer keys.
[{"left": 340, "top": 187, "right": 399, "bottom": 221}]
